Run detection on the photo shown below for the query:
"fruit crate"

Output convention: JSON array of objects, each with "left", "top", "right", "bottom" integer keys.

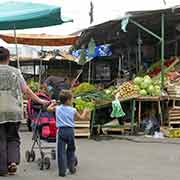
[{"left": 168, "top": 128, "right": 180, "bottom": 138}]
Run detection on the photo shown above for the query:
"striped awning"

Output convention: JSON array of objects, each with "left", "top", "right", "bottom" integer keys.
[{"left": 0, "top": 34, "right": 79, "bottom": 46}]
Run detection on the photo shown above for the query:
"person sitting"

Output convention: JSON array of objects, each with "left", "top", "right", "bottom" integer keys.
[{"left": 43, "top": 76, "right": 71, "bottom": 99}]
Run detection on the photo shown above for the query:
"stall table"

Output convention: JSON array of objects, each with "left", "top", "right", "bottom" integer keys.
[
  {"left": 136, "top": 96, "right": 168, "bottom": 127},
  {"left": 90, "top": 97, "right": 136, "bottom": 137}
]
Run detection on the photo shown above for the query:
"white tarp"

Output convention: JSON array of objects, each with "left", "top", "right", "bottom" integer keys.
[
  {"left": 1, "top": 0, "right": 180, "bottom": 36},
  {"left": 0, "top": 0, "right": 180, "bottom": 40}
]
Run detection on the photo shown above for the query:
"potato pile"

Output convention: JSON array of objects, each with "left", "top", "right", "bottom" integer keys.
[{"left": 115, "top": 82, "right": 137, "bottom": 98}]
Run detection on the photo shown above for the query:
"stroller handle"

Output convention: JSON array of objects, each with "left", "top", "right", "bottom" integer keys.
[{"left": 31, "top": 103, "right": 50, "bottom": 112}]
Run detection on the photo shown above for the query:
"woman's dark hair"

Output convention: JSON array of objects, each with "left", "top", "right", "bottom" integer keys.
[
  {"left": 59, "top": 90, "right": 73, "bottom": 104},
  {"left": 0, "top": 46, "right": 10, "bottom": 62}
]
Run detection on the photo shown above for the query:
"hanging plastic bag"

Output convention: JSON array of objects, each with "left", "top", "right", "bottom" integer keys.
[{"left": 111, "top": 99, "right": 125, "bottom": 118}]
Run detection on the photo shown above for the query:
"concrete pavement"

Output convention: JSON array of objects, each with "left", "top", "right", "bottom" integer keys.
[{"left": 3, "top": 132, "right": 180, "bottom": 180}]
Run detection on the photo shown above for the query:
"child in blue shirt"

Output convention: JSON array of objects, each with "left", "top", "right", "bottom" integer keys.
[{"left": 48, "top": 90, "right": 90, "bottom": 177}]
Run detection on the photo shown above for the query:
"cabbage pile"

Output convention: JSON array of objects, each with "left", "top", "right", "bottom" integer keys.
[{"left": 133, "top": 75, "right": 161, "bottom": 96}]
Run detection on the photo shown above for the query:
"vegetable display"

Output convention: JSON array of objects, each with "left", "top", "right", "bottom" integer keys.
[
  {"left": 72, "top": 82, "right": 96, "bottom": 96},
  {"left": 148, "top": 57, "right": 177, "bottom": 77},
  {"left": 74, "top": 97, "right": 94, "bottom": 111},
  {"left": 133, "top": 75, "right": 161, "bottom": 96},
  {"left": 73, "top": 86, "right": 116, "bottom": 110},
  {"left": 27, "top": 79, "right": 39, "bottom": 92},
  {"left": 115, "top": 82, "right": 138, "bottom": 98}
]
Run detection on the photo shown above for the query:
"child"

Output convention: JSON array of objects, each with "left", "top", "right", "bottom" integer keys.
[{"left": 48, "top": 90, "right": 90, "bottom": 177}]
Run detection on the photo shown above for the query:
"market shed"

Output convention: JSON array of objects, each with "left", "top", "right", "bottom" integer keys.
[
  {"left": 75, "top": 6, "right": 180, "bottom": 88},
  {"left": 76, "top": 7, "right": 180, "bottom": 49}
]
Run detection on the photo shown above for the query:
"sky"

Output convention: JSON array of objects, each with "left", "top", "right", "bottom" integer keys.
[
  {"left": 0, "top": 0, "right": 180, "bottom": 51},
  {"left": 0, "top": 0, "right": 180, "bottom": 35}
]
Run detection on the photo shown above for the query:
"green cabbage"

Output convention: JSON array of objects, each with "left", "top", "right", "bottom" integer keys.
[
  {"left": 147, "top": 85, "right": 155, "bottom": 95},
  {"left": 133, "top": 77, "right": 143, "bottom": 85},
  {"left": 139, "top": 89, "right": 147, "bottom": 96}
]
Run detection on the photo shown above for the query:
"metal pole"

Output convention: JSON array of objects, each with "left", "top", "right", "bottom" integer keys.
[
  {"left": 38, "top": 46, "right": 43, "bottom": 92},
  {"left": 88, "top": 61, "right": 91, "bottom": 83},
  {"left": 130, "top": 19, "right": 161, "bottom": 41},
  {"left": 13, "top": 25, "right": 20, "bottom": 69},
  {"left": 127, "top": 48, "right": 130, "bottom": 69},
  {"left": 69, "top": 61, "right": 72, "bottom": 77},
  {"left": 138, "top": 30, "right": 142, "bottom": 72},
  {"left": 118, "top": 56, "right": 121, "bottom": 77},
  {"left": 33, "top": 61, "right": 36, "bottom": 81},
  {"left": 131, "top": 99, "right": 136, "bottom": 135},
  {"left": 175, "top": 41, "right": 178, "bottom": 56},
  {"left": 161, "top": 14, "right": 165, "bottom": 90}
]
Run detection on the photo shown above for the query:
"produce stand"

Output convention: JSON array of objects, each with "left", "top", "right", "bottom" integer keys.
[
  {"left": 90, "top": 97, "right": 136, "bottom": 137},
  {"left": 136, "top": 96, "right": 168, "bottom": 127},
  {"left": 129, "top": 14, "right": 165, "bottom": 89}
]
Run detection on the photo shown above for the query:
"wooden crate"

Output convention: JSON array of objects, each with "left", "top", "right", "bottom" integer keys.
[
  {"left": 161, "top": 127, "right": 180, "bottom": 138},
  {"left": 74, "top": 113, "right": 91, "bottom": 138},
  {"left": 168, "top": 106, "right": 180, "bottom": 128},
  {"left": 75, "top": 128, "right": 90, "bottom": 137},
  {"left": 168, "top": 128, "right": 180, "bottom": 138},
  {"left": 102, "top": 121, "right": 132, "bottom": 135}
]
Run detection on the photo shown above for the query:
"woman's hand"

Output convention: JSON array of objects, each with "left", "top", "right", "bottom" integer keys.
[{"left": 39, "top": 99, "right": 50, "bottom": 106}]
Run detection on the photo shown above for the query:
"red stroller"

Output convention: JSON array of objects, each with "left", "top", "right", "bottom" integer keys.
[{"left": 25, "top": 92, "right": 57, "bottom": 170}]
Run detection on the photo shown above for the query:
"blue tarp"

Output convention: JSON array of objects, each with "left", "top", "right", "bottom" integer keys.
[{"left": 72, "top": 44, "right": 112, "bottom": 60}]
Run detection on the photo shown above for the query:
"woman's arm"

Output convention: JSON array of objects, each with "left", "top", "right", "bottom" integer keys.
[{"left": 24, "top": 86, "right": 49, "bottom": 105}]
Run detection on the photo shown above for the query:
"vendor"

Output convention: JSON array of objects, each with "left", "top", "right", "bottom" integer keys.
[{"left": 43, "top": 75, "right": 71, "bottom": 99}]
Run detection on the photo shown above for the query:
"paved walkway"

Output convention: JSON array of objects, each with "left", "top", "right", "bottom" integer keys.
[{"left": 4, "top": 132, "right": 180, "bottom": 180}]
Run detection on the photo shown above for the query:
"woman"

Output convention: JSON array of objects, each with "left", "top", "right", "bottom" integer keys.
[{"left": 0, "top": 46, "right": 49, "bottom": 176}]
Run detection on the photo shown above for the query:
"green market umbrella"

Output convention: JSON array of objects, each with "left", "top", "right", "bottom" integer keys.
[
  {"left": 0, "top": 1, "right": 72, "bottom": 30},
  {"left": 0, "top": 1, "right": 73, "bottom": 68}
]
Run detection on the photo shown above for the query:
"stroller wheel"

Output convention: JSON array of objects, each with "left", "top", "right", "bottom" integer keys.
[
  {"left": 31, "top": 150, "right": 36, "bottom": 162},
  {"left": 44, "top": 157, "right": 51, "bottom": 170},
  {"left": 25, "top": 150, "right": 36, "bottom": 162},
  {"left": 27, "top": 119, "right": 32, "bottom": 132},
  {"left": 51, "top": 150, "right": 56, "bottom": 160},
  {"left": 37, "top": 158, "right": 44, "bottom": 170},
  {"left": 25, "top": 151, "right": 31, "bottom": 162},
  {"left": 40, "top": 151, "right": 45, "bottom": 159}
]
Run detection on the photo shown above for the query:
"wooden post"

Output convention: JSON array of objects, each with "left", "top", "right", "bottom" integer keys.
[
  {"left": 138, "top": 101, "right": 141, "bottom": 127},
  {"left": 158, "top": 101, "right": 163, "bottom": 125}
]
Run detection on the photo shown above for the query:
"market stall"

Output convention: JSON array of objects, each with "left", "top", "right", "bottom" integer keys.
[{"left": 67, "top": 6, "right": 180, "bottom": 137}]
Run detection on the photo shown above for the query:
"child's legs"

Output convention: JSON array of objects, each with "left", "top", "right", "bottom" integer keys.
[
  {"left": 57, "top": 130, "right": 67, "bottom": 176},
  {"left": 66, "top": 129, "right": 76, "bottom": 171}
]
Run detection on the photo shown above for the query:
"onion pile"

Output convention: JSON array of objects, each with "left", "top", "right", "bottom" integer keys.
[{"left": 115, "top": 82, "right": 138, "bottom": 98}]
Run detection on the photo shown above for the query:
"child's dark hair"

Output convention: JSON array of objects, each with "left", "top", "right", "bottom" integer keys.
[
  {"left": 59, "top": 90, "right": 73, "bottom": 104},
  {"left": 0, "top": 46, "right": 10, "bottom": 62}
]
